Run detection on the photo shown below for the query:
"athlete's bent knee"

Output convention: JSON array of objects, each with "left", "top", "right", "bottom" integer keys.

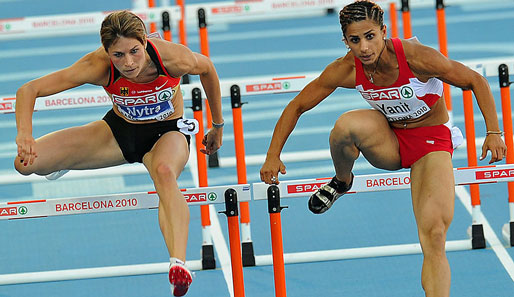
[
  {"left": 330, "top": 114, "right": 354, "bottom": 142},
  {"left": 152, "top": 162, "right": 177, "bottom": 183}
]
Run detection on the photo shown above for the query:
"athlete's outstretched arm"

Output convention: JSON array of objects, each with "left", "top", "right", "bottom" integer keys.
[
  {"left": 404, "top": 40, "right": 507, "bottom": 163},
  {"left": 15, "top": 48, "right": 110, "bottom": 166},
  {"left": 159, "top": 40, "right": 223, "bottom": 155},
  {"left": 260, "top": 58, "right": 354, "bottom": 184}
]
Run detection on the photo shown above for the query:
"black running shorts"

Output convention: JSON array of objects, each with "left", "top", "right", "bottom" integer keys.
[{"left": 102, "top": 109, "right": 191, "bottom": 163}]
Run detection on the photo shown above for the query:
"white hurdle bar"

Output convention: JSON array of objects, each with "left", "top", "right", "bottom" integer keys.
[
  {"left": 253, "top": 164, "right": 514, "bottom": 200},
  {"left": 251, "top": 164, "right": 514, "bottom": 268},
  {"left": 0, "top": 184, "right": 250, "bottom": 220},
  {"left": 0, "top": 184, "right": 250, "bottom": 285}
]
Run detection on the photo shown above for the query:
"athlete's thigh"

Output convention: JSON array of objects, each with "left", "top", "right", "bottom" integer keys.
[
  {"left": 143, "top": 131, "right": 189, "bottom": 177},
  {"left": 410, "top": 151, "right": 455, "bottom": 228},
  {"left": 26, "top": 120, "right": 125, "bottom": 172},
  {"left": 338, "top": 109, "right": 401, "bottom": 170}
]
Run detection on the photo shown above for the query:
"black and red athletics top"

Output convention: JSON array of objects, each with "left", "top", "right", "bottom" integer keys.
[{"left": 103, "top": 40, "right": 181, "bottom": 121}]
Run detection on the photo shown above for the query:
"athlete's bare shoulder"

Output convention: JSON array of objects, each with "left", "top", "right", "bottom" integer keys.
[
  {"left": 320, "top": 52, "right": 356, "bottom": 89},
  {"left": 148, "top": 38, "right": 195, "bottom": 77},
  {"left": 72, "top": 47, "right": 111, "bottom": 85},
  {"left": 400, "top": 38, "right": 450, "bottom": 80}
]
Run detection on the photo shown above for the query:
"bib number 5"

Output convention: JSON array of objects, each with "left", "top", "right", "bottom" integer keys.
[{"left": 177, "top": 119, "right": 199, "bottom": 135}]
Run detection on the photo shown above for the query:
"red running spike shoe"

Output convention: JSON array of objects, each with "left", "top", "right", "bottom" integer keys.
[{"left": 169, "top": 263, "right": 193, "bottom": 296}]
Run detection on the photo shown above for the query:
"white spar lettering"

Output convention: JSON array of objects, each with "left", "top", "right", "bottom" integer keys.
[
  {"left": 483, "top": 170, "right": 514, "bottom": 178},
  {"left": 295, "top": 184, "right": 320, "bottom": 192},
  {"left": 184, "top": 193, "right": 207, "bottom": 202},
  {"left": 248, "top": 83, "right": 281, "bottom": 92},
  {"left": 361, "top": 89, "right": 401, "bottom": 100},
  {"left": 113, "top": 95, "right": 158, "bottom": 106}
]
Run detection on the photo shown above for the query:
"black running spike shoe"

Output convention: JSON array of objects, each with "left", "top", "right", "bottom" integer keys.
[{"left": 308, "top": 173, "right": 354, "bottom": 214}]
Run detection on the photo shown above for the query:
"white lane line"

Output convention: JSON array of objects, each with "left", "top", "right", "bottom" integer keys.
[
  {"left": 0, "top": 68, "right": 60, "bottom": 82},
  {"left": 455, "top": 186, "right": 514, "bottom": 281},
  {"left": 0, "top": 44, "right": 98, "bottom": 59},
  {"left": 187, "top": 137, "right": 233, "bottom": 296},
  {"left": 208, "top": 204, "right": 234, "bottom": 297}
]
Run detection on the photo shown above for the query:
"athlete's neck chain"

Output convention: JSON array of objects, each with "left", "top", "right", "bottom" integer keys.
[{"left": 367, "top": 39, "right": 387, "bottom": 84}]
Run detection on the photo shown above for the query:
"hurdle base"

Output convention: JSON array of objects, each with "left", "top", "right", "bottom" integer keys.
[
  {"left": 510, "top": 222, "right": 514, "bottom": 246},
  {"left": 242, "top": 241, "right": 256, "bottom": 267},
  {"left": 502, "top": 222, "right": 514, "bottom": 246},
  {"left": 471, "top": 224, "right": 486, "bottom": 249},
  {"left": 201, "top": 244, "right": 216, "bottom": 270}
]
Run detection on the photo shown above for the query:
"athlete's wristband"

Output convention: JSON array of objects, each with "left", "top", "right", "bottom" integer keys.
[
  {"left": 212, "top": 121, "right": 224, "bottom": 129},
  {"left": 486, "top": 130, "right": 504, "bottom": 136}
]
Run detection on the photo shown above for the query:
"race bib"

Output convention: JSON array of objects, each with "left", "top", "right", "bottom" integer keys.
[{"left": 113, "top": 87, "right": 176, "bottom": 121}]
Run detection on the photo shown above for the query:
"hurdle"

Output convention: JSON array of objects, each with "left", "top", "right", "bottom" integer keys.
[
  {"left": 1, "top": 2, "right": 513, "bottom": 294},
  {"left": 436, "top": 0, "right": 452, "bottom": 119},
  {"left": 253, "top": 164, "right": 514, "bottom": 296},
  {"left": 0, "top": 184, "right": 250, "bottom": 294},
  {"left": 499, "top": 64, "right": 514, "bottom": 246}
]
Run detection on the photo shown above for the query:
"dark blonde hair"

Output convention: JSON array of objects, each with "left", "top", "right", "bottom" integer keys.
[
  {"left": 339, "top": 1, "right": 384, "bottom": 38},
  {"left": 100, "top": 10, "right": 147, "bottom": 51}
]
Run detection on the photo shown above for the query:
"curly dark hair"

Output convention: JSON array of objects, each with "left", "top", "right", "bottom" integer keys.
[{"left": 339, "top": 1, "right": 384, "bottom": 38}]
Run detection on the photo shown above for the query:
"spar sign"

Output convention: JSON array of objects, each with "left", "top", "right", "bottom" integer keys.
[
  {"left": 287, "top": 182, "right": 326, "bottom": 194},
  {"left": 246, "top": 82, "right": 286, "bottom": 92},
  {"left": 211, "top": 4, "right": 252, "bottom": 14},
  {"left": 245, "top": 80, "right": 295, "bottom": 93},
  {"left": 0, "top": 99, "right": 14, "bottom": 113},
  {"left": 476, "top": 168, "right": 514, "bottom": 180}
]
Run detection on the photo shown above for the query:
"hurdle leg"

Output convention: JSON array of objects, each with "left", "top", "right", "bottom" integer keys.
[
  {"left": 221, "top": 189, "right": 246, "bottom": 297},
  {"left": 230, "top": 85, "right": 256, "bottom": 266},
  {"left": 499, "top": 64, "right": 514, "bottom": 246},
  {"left": 148, "top": 0, "right": 157, "bottom": 33},
  {"left": 162, "top": 11, "right": 173, "bottom": 42},
  {"left": 176, "top": 0, "right": 187, "bottom": 46},
  {"left": 401, "top": 0, "right": 412, "bottom": 39},
  {"left": 462, "top": 89, "right": 486, "bottom": 249},
  {"left": 389, "top": 2, "right": 398, "bottom": 38},
  {"left": 192, "top": 88, "right": 216, "bottom": 269},
  {"left": 267, "top": 185, "right": 287, "bottom": 297},
  {"left": 197, "top": 8, "right": 220, "bottom": 168},
  {"left": 436, "top": 0, "right": 453, "bottom": 122}
]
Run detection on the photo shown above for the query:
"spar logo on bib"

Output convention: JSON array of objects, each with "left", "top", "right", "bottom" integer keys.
[
  {"left": 158, "top": 90, "right": 173, "bottom": 101},
  {"left": 359, "top": 85, "right": 415, "bottom": 101},
  {"left": 400, "top": 86, "right": 414, "bottom": 99}
]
